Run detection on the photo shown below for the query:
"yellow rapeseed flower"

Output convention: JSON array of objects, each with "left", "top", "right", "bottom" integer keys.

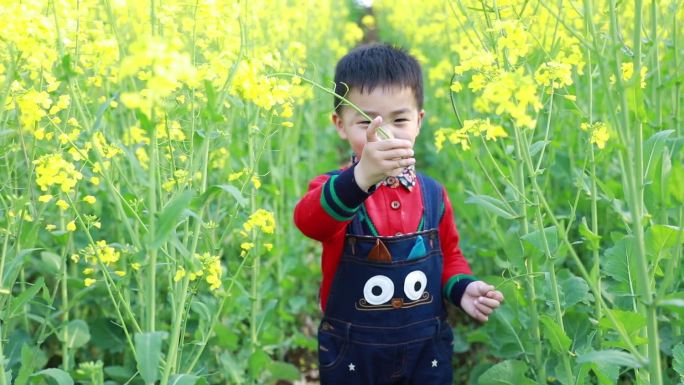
[
  {"left": 33, "top": 153, "right": 83, "bottom": 193},
  {"left": 174, "top": 267, "right": 186, "bottom": 282},
  {"left": 243, "top": 209, "right": 276, "bottom": 234},
  {"left": 56, "top": 199, "right": 69, "bottom": 211},
  {"left": 83, "top": 195, "right": 96, "bottom": 204},
  {"left": 66, "top": 220, "right": 77, "bottom": 232},
  {"left": 84, "top": 278, "right": 96, "bottom": 287}
]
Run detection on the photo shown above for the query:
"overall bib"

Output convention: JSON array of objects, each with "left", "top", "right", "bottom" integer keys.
[{"left": 318, "top": 174, "right": 454, "bottom": 385}]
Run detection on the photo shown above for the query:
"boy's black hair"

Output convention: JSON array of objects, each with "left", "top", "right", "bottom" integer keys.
[{"left": 333, "top": 43, "right": 423, "bottom": 113}]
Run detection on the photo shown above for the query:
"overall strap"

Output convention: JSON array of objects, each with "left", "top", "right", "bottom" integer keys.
[{"left": 417, "top": 173, "right": 444, "bottom": 231}]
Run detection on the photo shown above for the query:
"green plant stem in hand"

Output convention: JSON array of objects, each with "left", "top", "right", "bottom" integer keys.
[{"left": 268, "top": 72, "right": 394, "bottom": 139}]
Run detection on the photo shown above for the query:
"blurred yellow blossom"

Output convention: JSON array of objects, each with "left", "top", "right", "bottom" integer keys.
[
  {"left": 33, "top": 153, "right": 83, "bottom": 192},
  {"left": 243, "top": 209, "right": 276, "bottom": 234}
]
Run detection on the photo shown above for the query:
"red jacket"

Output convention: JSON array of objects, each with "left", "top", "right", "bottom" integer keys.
[{"left": 293, "top": 163, "right": 475, "bottom": 312}]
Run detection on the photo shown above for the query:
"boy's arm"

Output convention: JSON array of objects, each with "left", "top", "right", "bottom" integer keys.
[
  {"left": 293, "top": 164, "right": 374, "bottom": 242},
  {"left": 438, "top": 187, "right": 478, "bottom": 309}
]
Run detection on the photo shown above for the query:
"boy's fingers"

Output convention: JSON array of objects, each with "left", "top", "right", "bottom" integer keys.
[
  {"left": 474, "top": 301, "right": 493, "bottom": 316},
  {"left": 380, "top": 148, "right": 414, "bottom": 160},
  {"left": 471, "top": 307, "right": 489, "bottom": 322},
  {"left": 486, "top": 290, "right": 504, "bottom": 302},
  {"left": 475, "top": 296, "right": 500, "bottom": 309},
  {"left": 375, "top": 138, "right": 413, "bottom": 150},
  {"left": 366, "top": 116, "right": 382, "bottom": 143},
  {"left": 477, "top": 282, "right": 495, "bottom": 296},
  {"left": 383, "top": 158, "right": 415, "bottom": 170}
]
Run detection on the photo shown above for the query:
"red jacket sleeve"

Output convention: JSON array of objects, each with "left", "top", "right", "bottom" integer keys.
[
  {"left": 293, "top": 174, "right": 347, "bottom": 242},
  {"left": 294, "top": 165, "right": 374, "bottom": 242}
]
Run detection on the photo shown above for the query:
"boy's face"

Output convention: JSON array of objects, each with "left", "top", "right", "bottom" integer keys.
[{"left": 332, "top": 86, "right": 424, "bottom": 158}]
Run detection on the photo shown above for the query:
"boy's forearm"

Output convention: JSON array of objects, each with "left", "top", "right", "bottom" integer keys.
[{"left": 294, "top": 167, "right": 373, "bottom": 241}]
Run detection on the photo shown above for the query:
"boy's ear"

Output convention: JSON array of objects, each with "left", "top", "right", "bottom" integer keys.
[
  {"left": 417, "top": 109, "right": 425, "bottom": 133},
  {"left": 332, "top": 111, "right": 348, "bottom": 140}
]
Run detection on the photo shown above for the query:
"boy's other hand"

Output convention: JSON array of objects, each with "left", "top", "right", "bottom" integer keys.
[
  {"left": 354, "top": 116, "right": 415, "bottom": 192},
  {"left": 460, "top": 281, "right": 504, "bottom": 322}
]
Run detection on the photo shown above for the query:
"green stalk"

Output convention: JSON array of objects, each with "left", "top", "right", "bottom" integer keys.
[
  {"left": 518, "top": 123, "right": 574, "bottom": 384},
  {"left": 267, "top": 73, "right": 393, "bottom": 140},
  {"left": 60, "top": 213, "right": 70, "bottom": 371},
  {"left": 512, "top": 125, "right": 546, "bottom": 384},
  {"left": 611, "top": 0, "right": 663, "bottom": 382},
  {"left": 623, "top": 0, "right": 663, "bottom": 385},
  {"left": 583, "top": 3, "right": 603, "bottom": 341},
  {"left": 161, "top": 114, "right": 211, "bottom": 383},
  {"left": 527, "top": 168, "right": 644, "bottom": 362},
  {"left": 650, "top": 0, "right": 662, "bottom": 129},
  {"left": 0, "top": 323, "right": 6, "bottom": 385},
  {"left": 146, "top": 111, "right": 158, "bottom": 333},
  {"left": 159, "top": 276, "right": 190, "bottom": 385}
]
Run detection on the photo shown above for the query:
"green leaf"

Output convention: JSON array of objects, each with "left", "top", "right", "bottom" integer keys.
[
  {"left": 465, "top": 194, "right": 518, "bottom": 220},
  {"left": 578, "top": 217, "right": 601, "bottom": 251},
  {"left": 673, "top": 343, "right": 684, "bottom": 377},
  {"left": 191, "top": 184, "right": 247, "bottom": 210},
  {"left": 103, "top": 366, "right": 134, "bottom": 382},
  {"left": 168, "top": 374, "right": 208, "bottom": 385},
  {"left": 521, "top": 226, "right": 558, "bottom": 255},
  {"left": 643, "top": 129, "right": 674, "bottom": 179},
  {"left": 660, "top": 292, "right": 684, "bottom": 318},
  {"left": 152, "top": 191, "right": 193, "bottom": 249},
  {"left": 598, "top": 309, "right": 646, "bottom": 337},
  {"left": 645, "top": 225, "right": 684, "bottom": 257},
  {"left": 10, "top": 277, "right": 45, "bottom": 318},
  {"left": 577, "top": 350, "right": 642, "bottom": 368},
  {"left": 591, "top": 362, "right": 619, "bottom": 385},
  {"left": 478, "top": 360, "right": 535, "bottom": 385},
  {"left": 559, "top": 271, "right": 591, "bottom": 308},
  {"left": 602, "top": 236, "right": 634, "bottom": 283},
  {"left": 15, "top": 345, "right": 37, "bottom": 385},
  {"left": 134, "top": 331, "right": 167, "bottom": 384},
  {"left": 39, "top": 251, "right": 61, "bottom": 275},
  {"left": 539, "top": 315, "right": 571, "bottom": 354},
  {"left": 30, "top": 369, "right": 74, "bottom": 385},
  {"left": 267, "top": 361, "right": 300, "bottom": 381},
  {"left": 58, "top": 320, "right": 90, "bottom": 349},
  {"left": 248, "top": 349, "right": 270, "bottom": 379}
]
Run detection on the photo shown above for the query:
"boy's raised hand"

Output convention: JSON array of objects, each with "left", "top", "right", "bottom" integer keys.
[
  {"left": 354, "top": 116, "right": 415, "bottom": 192},
  {"left": 460, "top": 281, "right": 504, "bottom": 322}
]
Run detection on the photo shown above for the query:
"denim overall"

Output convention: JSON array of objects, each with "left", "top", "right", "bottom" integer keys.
[{"left": 318, "top": 174, "right": 454, "bottom": 385}]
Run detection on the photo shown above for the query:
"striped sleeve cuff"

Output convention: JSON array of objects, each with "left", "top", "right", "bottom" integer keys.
[
  {"left": 443, "top": 274, "right": 478, "bottom": 310},
  {"left": 320, "top": 165, "right": 373, "bottom": 221}
]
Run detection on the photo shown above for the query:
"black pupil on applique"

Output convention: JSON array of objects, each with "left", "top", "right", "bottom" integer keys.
[
  {"left": 414, "top": 282, "right": 422, "bottom": 292},
  {"left": 372, "top": 286, "right": 382, "bottom": 296}
]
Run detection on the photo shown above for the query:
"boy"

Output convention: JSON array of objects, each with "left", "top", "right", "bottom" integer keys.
[{"left": 293, "top": 43, "right": 504, "bottom": 385}]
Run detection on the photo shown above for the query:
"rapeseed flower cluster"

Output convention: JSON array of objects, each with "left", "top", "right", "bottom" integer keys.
[
  {"left": 435, "top": 119, "right": 508, "bottom": 152},
  {"left": 174, "top": 252, "right": 223, "bottom": 291},
  {"left": 78, "top": 240, "right": 125, "bottom": 287},
  {"left": 33, "top": 154, "right": 83, "bottom": 193},
  {"left": 580, "top": 121, "right": 610, "bottom": 149}
]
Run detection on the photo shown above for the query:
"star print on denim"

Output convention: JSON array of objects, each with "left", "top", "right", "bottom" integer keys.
[
  {"left": 348, "top": 363, "right": 356, "bottom": 371},
  {"left": 431, "top": 359, "right": 438, "bottom": 367},
  {"left": 350, "top": 154, "right": 416, "bottom": 191}
]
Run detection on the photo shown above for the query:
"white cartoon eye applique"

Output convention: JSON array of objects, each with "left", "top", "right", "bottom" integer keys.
[
  {"left": 363, "top": 275, "right": 394, "bottom": 305},
  {"left": 404, "top": 270, "right": 427, "bottom": 300}
]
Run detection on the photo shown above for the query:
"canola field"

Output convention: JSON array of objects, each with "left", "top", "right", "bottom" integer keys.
[{"left": 0, "top": 0, "right": 682, "bottom": 384}]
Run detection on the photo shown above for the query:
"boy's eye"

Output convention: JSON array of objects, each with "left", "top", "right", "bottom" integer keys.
[
  {"left": 395, "top": 119, "right": 408, "bottom": 123},
  {"left": 359, "top": 121, "right": 370, "bottom": 125}
]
